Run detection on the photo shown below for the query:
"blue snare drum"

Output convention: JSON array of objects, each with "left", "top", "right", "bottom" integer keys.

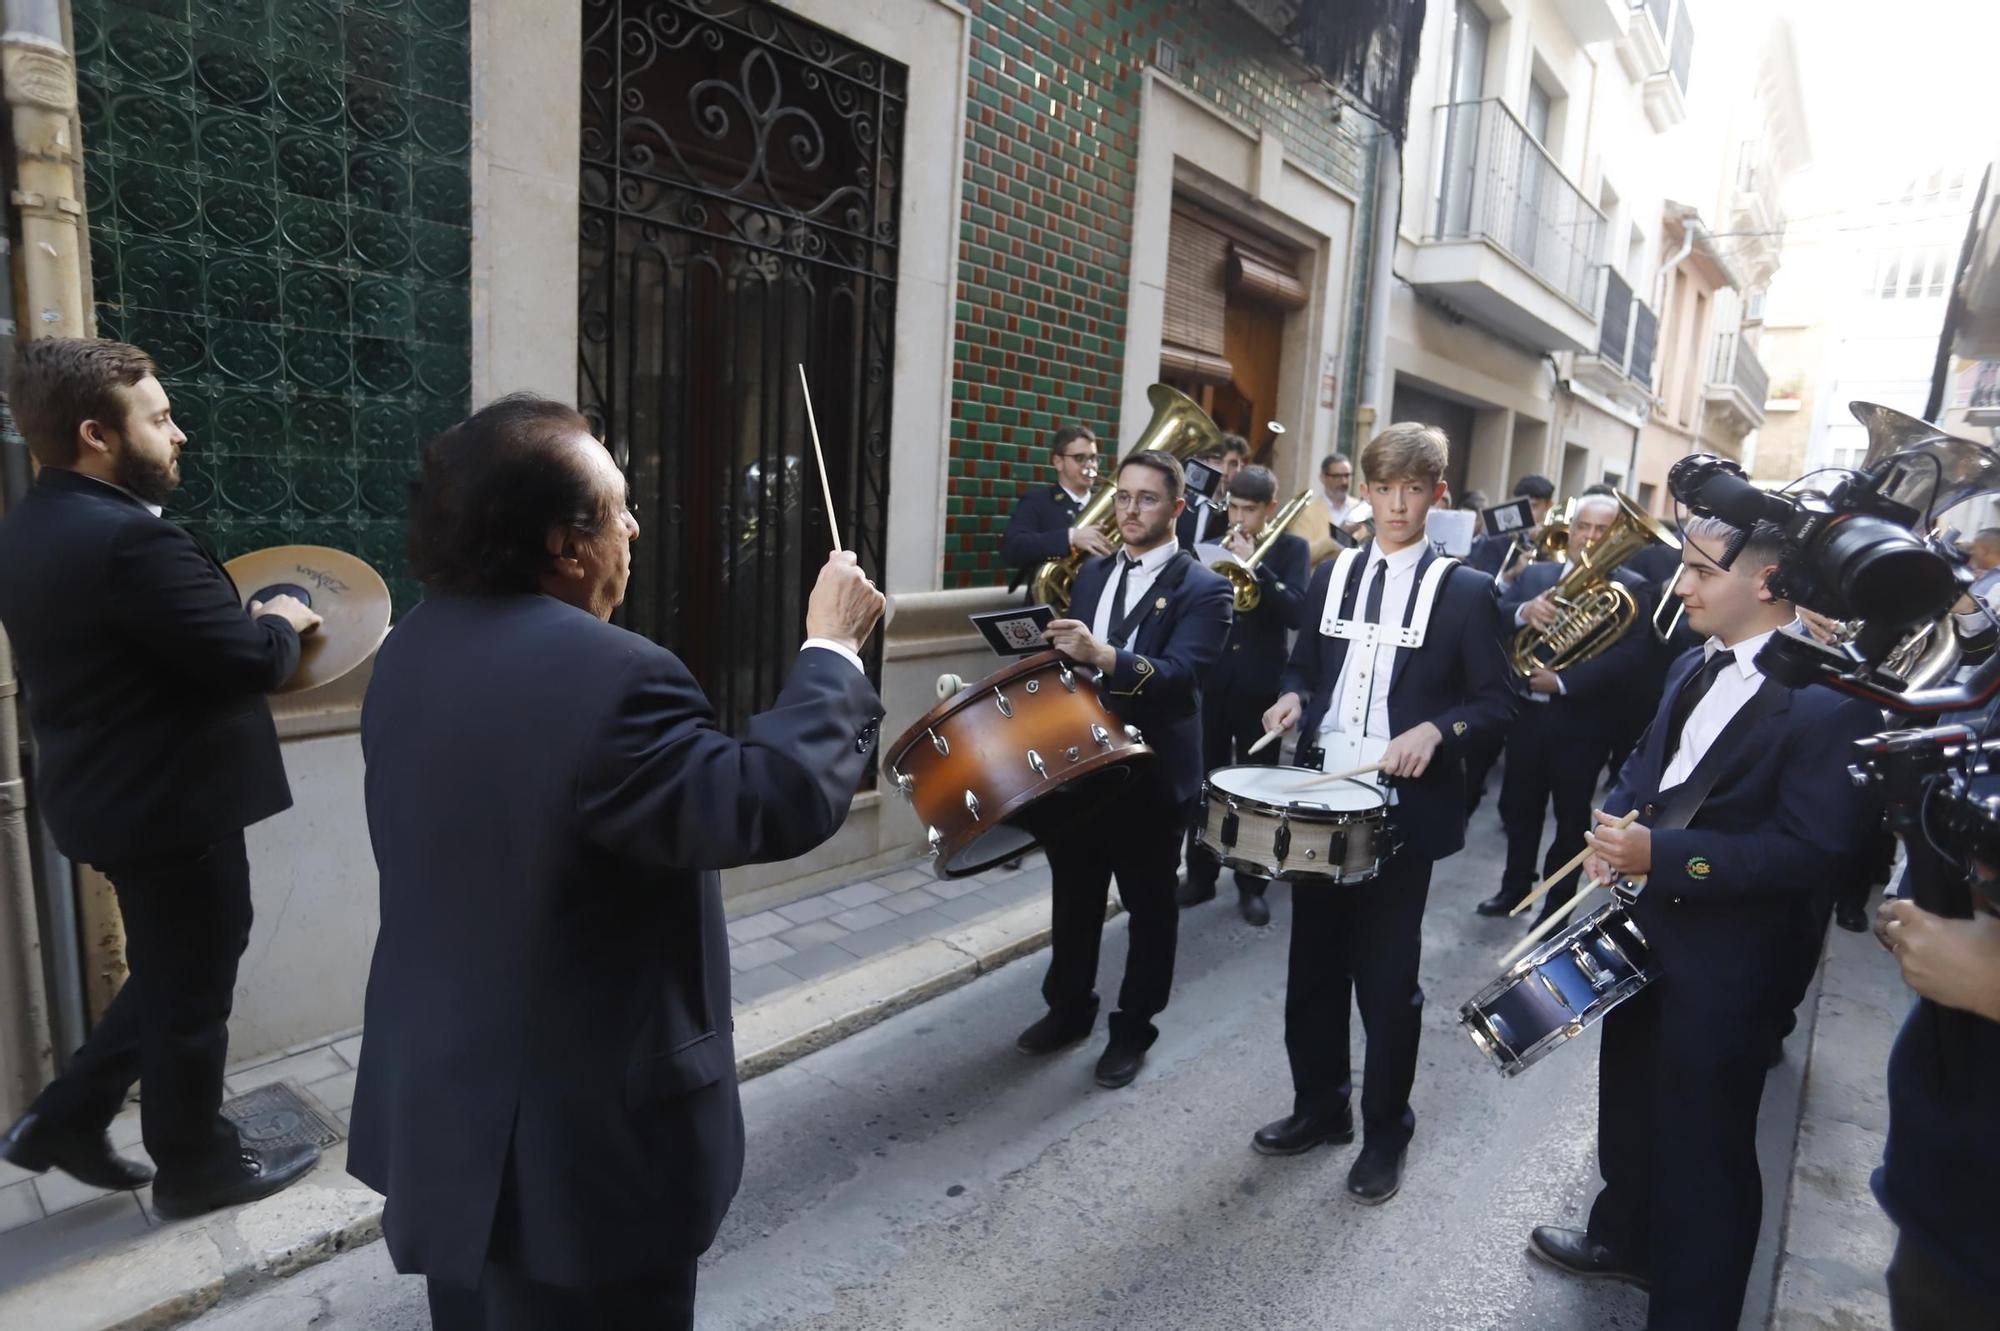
[{"left": 1459, "top": 901, "right": 1655, "bottom": 1077}]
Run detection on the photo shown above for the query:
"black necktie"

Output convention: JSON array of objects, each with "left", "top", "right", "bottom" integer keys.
[
  {"left": 1108, "top": 554, "right": 1137, "bottom": 629},
  {"left": 1362, "top": 558, "right": 1387, "bottom": 624},
  {"left": 1665, "top": 649, "right": 1735, "bottom": 761}
]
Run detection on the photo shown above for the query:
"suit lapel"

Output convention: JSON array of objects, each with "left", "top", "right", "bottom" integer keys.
[{"left": 1687, "top": 674, "right": 1791, "bottom": 791}]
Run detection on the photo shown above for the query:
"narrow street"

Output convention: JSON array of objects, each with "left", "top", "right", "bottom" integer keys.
[{"left": 184, "top": 813, "right": 1811, "bottom": 1330}]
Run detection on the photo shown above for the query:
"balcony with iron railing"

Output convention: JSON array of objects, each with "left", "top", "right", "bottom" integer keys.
[
  {"left": 1572, "top": 267, "right": 1658, "bottom": 411},
  {"left": 1704, "top": 330, "right": 1769, "bottom": 434},
  {"left": 1411, "top": 98, "right": 1605, "bottom": 352}
]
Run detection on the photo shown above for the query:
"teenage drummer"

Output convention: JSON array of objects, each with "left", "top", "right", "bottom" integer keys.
[
  {"left": 1525, "top": 514, "right": 1879, "bottom": 1330},
  {"left": 1028, "top": 450, "right": 1234, "bottom": 1090},
  {"left": 1178, "top": 464, "right": 1311, "bottom": 925},
  {"left": 1254, "top": 423, "right": 1514, "bottom": 1204}
]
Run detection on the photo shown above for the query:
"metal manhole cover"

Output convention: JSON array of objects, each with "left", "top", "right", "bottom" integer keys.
[{"left": 220, "top": 1081, "right": 342, "bottom": 1150}]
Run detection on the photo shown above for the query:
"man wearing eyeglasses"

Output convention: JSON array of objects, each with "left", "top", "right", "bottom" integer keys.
[
  {"left": 1024, "top": 451, "right": 1233, "bottom": 1090},
  {"left": 1320, "top": 453, "right": 1372, "bottom": 548},
  {"left": 999, "top": 423, "right": 1110, "bottom": 593}
]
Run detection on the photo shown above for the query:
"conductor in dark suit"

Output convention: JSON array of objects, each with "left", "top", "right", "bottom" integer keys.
[
  {"left": 347, "top": 395, "right": 886, "bottom": 1330},
  {"left": 1177, "top": 464, "right": 1310, "bottom": 924},
  {"left": 1022, "top": 450, "right": 1233, "bottom": 1089},
  {"left": 998, "top": 422, "right": 1104, "bottom": 592},
  {"left": 1481, "top": 494, "right": 1656, "bottom": 922},
  {"left": 0, "top": 339, "right": 324, "bottom": 1220},
  {"left": 1529, "top": 513, "right": 1880, "bottom": 1329}
]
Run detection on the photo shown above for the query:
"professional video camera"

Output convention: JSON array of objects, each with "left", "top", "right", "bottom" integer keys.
[
  {"left": 1849, "top": 724, "right": 2000, "bottom": 917},
  {"left": 1666, "top": 401, "right": 2000, "bottom": 714}
]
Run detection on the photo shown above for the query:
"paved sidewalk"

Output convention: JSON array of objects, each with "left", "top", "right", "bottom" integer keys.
[
  {"left": 1769, "top": 917, "right": 1904, "bottom": 1329},
  {"left": 0, "top": 850, "right": 1058, "bottom": 1330}
]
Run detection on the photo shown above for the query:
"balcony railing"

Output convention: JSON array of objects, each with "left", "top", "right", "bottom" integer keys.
[
  {"left": 1589, "top": 267, "right": 1658, "bottom": 389},
  {"left": 1710, "top": 330, "right": 1769, "bottom": 410},
  {"left": 1430, "top": 99, "right": 1604, "bottom": 312}
]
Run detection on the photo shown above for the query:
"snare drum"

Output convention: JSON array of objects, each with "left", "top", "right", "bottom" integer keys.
[
  {"left": 1193, "top": 765, "right": 1393, "bottom": 882},
  {"left": 1458, "top": 901, "right": 1655, "bottom": 1077}
]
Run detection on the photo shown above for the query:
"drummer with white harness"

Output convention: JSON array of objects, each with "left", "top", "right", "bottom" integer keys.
[{"left": 1248, "top": 423, "right": 1516, "bottom": 1205}]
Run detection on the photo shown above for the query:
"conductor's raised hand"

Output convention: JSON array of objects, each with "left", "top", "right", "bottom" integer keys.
[
  {"left": 1043, "top": 618, "right": 1115, "bottom": 673},
  {"left": 805, "top": 550, "right": 885, "bottom": 654},
  {"left": 249, "top": 593, "right": 322, "bottom": 637}
]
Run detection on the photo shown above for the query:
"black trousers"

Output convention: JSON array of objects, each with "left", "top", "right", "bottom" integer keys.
[
  {"left": 1587, "top": 969, "right": 1781, "bottom": 1330},
  {"left": 1184, "top": 671, "right": 1279, "bottom": 895},
  {"left": 1042, "top": 777, "right": 1185, "bottom": 1050},
  {"left": 29, "top": 833, "right": 253, "bottom": 1182},
  {"left": 1499, "top": 706, "right": 1607, "bottom": 919},
  {"left": 1282, "top": 850, "right": 1433, "bottom": 1148},
  {"left": 427, "top": 1261, "right": 696, "bottom": 1331},
  {"left": 1462, "top": 730, "right": 1504, "bottom": 818},
  {"left": 1887, "top": 1232, "right": 1995, "bottom": 1331}
]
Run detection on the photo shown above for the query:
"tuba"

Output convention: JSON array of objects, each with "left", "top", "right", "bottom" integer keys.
[
  {"left": 1510, "top": 493, "right": 1680, "bottom": 675},
  {"left": 1213, "top": 490, "right": 1314, "bottom": 612},
  {"left": 1029, "top": 384, "right": 1225, "bottom": 612}
]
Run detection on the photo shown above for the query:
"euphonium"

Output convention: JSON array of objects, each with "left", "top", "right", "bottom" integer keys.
[
  {"left": 1510, "top": 493, "right": 1680, "bottom": 675},
  {"left": 1213, "top": 490, "right": 1315, "bottom": 612},
  {"left": 1029, "top": 383, "right": 1225, "bottom": 612}
]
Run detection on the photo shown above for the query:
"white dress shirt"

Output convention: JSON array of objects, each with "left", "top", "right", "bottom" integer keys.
[
  {"left": 801, "top": 638, "right": 867, "bottom": 675},
  {"left": 1089, "top": 539, "right": 1180, "bottom": 644},
  {"left": 1325, "top": 492, "right": 1373, "bottom": 528},
  {"left": 1317, "top": 539, "right": 1427, "bottom": 743},
  {"left": 1658, "top": 620, "right": 1798, "bottom": 788},
  {"left": 1060, "top": 482, "right": 1091, "bottom": 506}
]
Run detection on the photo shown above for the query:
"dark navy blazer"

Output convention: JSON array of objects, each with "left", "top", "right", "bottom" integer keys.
[
  {"left": 1602, "top": 643, "right": 1882, "bottom": 1005},
  {"left": 998, "top": 485, "right": 1087, "bottom": 591},
  {"left": 1210, "top": 530, "right": 1311, "bottom": 699},
  {"left": 1066, "top": 549, "right": 1234, "bottom": 805},
  {"left": 1279, "top": 545, "right": 1517, "bottom": 859}
]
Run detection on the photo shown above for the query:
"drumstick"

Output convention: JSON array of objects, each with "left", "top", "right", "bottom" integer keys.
[
  {"left": 1286, "top": 761, "right": 1384, "bottom": 792},
  {"left": 1507, "top": 810, "right": 1640, "bottom": 917},
  {"left": 798, "top": 363, "right": 843, "bottom": 553},
  {"left": 1247, "top": 729, "right": 1282, "bottom": 757},
  {"left": 1499, "top": 879, "right": 1609, "bottom": 969}
]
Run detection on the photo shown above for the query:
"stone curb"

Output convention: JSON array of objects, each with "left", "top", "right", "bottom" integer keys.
[{"left": 0, "top": 893, "right": 1087, "bottom": 1331}]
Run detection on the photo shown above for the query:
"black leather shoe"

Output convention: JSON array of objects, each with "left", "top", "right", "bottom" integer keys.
[
  {"left": 1345, "top": 1144, "right": 1405, "bottom": 1204},
  {"left": 1238, "top": 888, "right": 1271, "bottom": 927},
  {"left": 1016, "top": 1006, "right": 1097, "bottom": 1055},
  {"left": 152, "top": 1141, "right": 320, "bottom": 1221},
  {"left": 1176, "top": 874, "right": 1217, "bottom": 909},
  {"left": 1835, "top": 901, "right": 1869, "bottom": 933},
  {"left": 1001, "top": 856, "right": 1024, "bottom": 871},
  {"left": 1094, "top": 1041, "right": 1146, "bottom": 1089},
  {"left": 1, "top": 1111, "right": 153, "bottom": 1191},
  {"left": 1251, "top": 1108, "right": 1353, "bottom": 1156},
  {"left": 1475, "top": 890, "right": 1524, "bottom": 917},
  {"left": 1527, "top": 1226, "right": 1651, "bottom": 1291}
]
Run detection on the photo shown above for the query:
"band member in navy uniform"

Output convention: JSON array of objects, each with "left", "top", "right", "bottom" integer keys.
[
  {"left": 1252, "top": 424, "right": 1514, "bottom": 1203},
  {"left": 1528, "top": 514, "right": 1879, "bottom": 1331},
  {"left": 1480, "top": 494, "right": 1657, "bottom": 921},
  {"left": 1318, "top": 452, "right": 1373, "bottom": 548},
  {"left": 1176, "top": 433, "right": 1248, "bottom": 549},
  {"left": 998, "top": 423, "right": 1104, "bottom": 592},
  {"left": 1024, "top": 450, "right": 1233, "bottom": 1089},
  {"left": 1177, "top": 465, "right": 1310, "bottom": 925}
]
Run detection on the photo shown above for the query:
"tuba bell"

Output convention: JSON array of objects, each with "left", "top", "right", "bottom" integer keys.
[
  {"left": 1029, "top": 384, "right": 1225, "bottom": 612},
  {"left": 1510, "top": 494, "right": 1680, "bottom": 675}
]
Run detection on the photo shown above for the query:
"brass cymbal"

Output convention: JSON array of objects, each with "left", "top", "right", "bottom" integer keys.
[{"left": 223, "top": 545, "right": 391, "bottom": 695}]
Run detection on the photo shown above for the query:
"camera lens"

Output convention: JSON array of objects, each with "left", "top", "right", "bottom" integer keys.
[{"left": 1818, "top": 513, "right": 1957, "bottom": 628}]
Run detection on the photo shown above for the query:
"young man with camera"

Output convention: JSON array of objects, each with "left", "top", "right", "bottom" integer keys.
[{"left": 1527, "top": 514, "right": 1882, "bottom": 1330}]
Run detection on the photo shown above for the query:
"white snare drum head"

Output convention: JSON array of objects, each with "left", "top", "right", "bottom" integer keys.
[{"left": 1208, "top": 766, "right": 1384, "bottom": 811}]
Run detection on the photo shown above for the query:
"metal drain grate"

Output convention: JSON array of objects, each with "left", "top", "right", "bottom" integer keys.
[{"left": 219, "top": 1081, "right": 342, "bottom": 1150}]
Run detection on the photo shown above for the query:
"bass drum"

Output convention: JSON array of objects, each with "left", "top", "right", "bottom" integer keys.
[{"left": 885, "top": 651, "right": 1152, "bottom": 877}]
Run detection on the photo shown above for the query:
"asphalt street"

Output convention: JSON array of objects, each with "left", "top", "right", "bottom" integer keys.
[{"left": 185, "top": 807, "right": 1810, "bottom": 1330}]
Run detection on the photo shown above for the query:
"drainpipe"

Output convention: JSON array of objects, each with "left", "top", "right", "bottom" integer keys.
[
  {"left": 1357, "top": 129, "right": 1403, "bottom": 443},
  {"left": 4, "top": 0, "right": 86, "bottom": 338}
]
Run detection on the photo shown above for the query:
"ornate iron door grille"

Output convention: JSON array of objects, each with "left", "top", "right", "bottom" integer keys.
[{"left": 579, "top": 0, "right": 901, "bottom": 737}]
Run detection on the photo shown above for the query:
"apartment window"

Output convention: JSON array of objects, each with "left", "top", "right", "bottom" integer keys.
[
  {"left": 1526, "top": 75, "right": 1553, "bottom": 147},
  {"left": 1907, "top": 250, "right": 1928, "bottom": 298},
  {"left": 1929, "top": 246, "right": 1951, "bottom": 297},
  {"left": 1879, "top": 252, "right": 1902, "bottom": 299}
]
